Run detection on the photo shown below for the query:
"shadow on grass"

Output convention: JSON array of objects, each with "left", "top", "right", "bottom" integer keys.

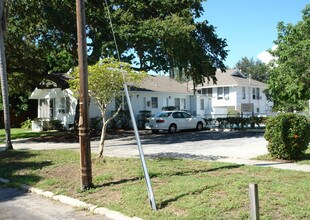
[
  {"left": 158, "top": 185, "right": 214, "bottom": 209},
  {"left": 93, "top": 161, "right": 243, "bottom": 191},
  {"left": 0, "top": 150, "right": 52, "bottom": 186}
]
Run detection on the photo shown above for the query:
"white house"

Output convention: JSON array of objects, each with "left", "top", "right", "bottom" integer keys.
[
  {"left": 186, "top": 69, "right": 273, "bottom": 118},
  {"left": 29, "top": 75, "right": 192, "bottom": 131}
]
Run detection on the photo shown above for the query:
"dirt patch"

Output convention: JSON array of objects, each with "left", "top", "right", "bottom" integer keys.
[{"left": 29, "top": 129, "right": 151, "bottom": 143}]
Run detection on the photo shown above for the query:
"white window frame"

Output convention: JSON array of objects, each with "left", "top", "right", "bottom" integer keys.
[
  {"left": 200, "top": 99, "right": 204, "bottom": 110},
  {"left": 151, "top": 97, "right": 158, "bottom": 108},
  {"left": 242, "top": 87, "right": 246, "bottom": 99},
  {"left": 217, "top": 87, "right": 223, "bottom": 100}
]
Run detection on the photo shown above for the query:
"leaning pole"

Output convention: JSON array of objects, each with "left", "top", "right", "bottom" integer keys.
[{"left": 76, "top": 0, "right": 92, "bottom": 190}]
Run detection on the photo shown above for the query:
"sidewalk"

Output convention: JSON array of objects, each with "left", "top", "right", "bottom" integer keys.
[{"left": 217, "top": 158, "right": 310, "bottom": 172}]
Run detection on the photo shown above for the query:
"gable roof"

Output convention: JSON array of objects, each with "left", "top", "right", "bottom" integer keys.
[
  {"left": 134, "top": 75, "right": 191, "bottom": 94},
  {"left": 186, "top": 69, "right": 267, "bottom": 89}
]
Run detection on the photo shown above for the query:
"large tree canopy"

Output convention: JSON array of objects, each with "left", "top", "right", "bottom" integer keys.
[
  {"left": 268, "top": 5, "right": 310, "bottom": 111},
  {"left": 5, "top": 0, "right": 227, "bottom": 93},
  {"left": 234, "top": 57, "right": 270, "bottom": 83}
]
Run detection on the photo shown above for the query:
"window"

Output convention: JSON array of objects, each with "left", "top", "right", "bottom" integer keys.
[
  {"left": 172, "top": 112, "right": 183, "bottom": 118},
  {"left": 207, "top": 88, "right": 212, "bottom": 97},
  {"left": 181, "top": 112, "right": 191, "bottom": 118},
  {"left": 217, "top": 87, "right": 229, "bottom": 100},
  {"left": 181, "top": 98, "right": 186, "bottom": 110},
  {"left": 252, "top": 88, "right": 260, "bottom": 100},
  {"left": 174, "top": 98, "right": 180, "bottom": 110},
  {"left": 49, "top": 98, "right": 55, "bottom": 118},
  {"left": 242, "top": 87, "right": 246, "bottom": 99},
  {"left": 252, "top": 88, "right": 256, "bottom": 99},
  {"left": 60, "top": 97, "right": 70, "bottom": 114},
  {"left": 200, "top": 99, "right": 204, "bottom": 110},
  {"left": 256, "top": 88, "right": 260, "bottom": 99},
  {"left": 201, "top": 88, "right": 212, "bottom": 97},
  {"left": 224, "top": 87, "right": 229, "bottom": 100},
  {"left": 39, "top": 99, "right": 49, "bottom": 118},
  {"left": 151, "top": 97, "right": 158, "bottom": 108},
  {"left": 217, "top": 87, "right": 223, "bottom": 99}
]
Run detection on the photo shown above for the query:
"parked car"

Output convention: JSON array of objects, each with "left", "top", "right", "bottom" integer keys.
[{"left": 145, "top": 111, "right": 206, "bottom": 134}]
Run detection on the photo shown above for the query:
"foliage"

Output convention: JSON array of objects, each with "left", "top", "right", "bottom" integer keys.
[
  {"left": 90, "top": 116, "right": 103, "bottom": 131},
  {"left": 1, "top": 150, "right": 309, "bottom": 219},
  {"left": 69, "top": 58, "right": 146, "bottom": 113},
  {"left": 268, "top": 5, "right": 310, "bottom": 111},
  {"left": 109, "top": 110, "right": 131, "bottom": 129},
  {"left": 227, "top": 109, "right": 240, "bottom": 117},
  {"left": 69, "top": 58, "right": 147, "bottom": 157},
  {"left": 234, "top": 57, "right": 270, "bottom": 83},
  {"left": 42, "top": 120, "right": 64, "bottom": 131},
  {"left": 206, "top": 116, "right": 266, "bottom": 130},
  {"left": 20, "top": 118, "right": 32, "bottom": 129},
  {"left": 264, "top": 113, "right": 310, "bottom": 160},
  {"left": 6, "top": 0, "right": 227, "bottom": 93}
]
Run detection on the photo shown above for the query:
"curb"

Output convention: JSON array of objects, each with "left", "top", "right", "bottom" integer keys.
[{"left": 0, "top": 178, "right": 141, "bottom": 220}]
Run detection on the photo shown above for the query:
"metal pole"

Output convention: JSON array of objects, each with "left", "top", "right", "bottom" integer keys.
[
  {"left": 123, "top": 83, "right": 157, "bottom": 210},
  {"left": 76, "top": 0, "right": 92, "bottom": 190}
]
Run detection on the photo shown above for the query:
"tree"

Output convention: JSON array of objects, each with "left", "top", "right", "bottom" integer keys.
[
  {"left": 0, "top": 0, "right": 12, "bottom": 150},
  {"left": 234, "top": 57, "right": 270, "bottom": 83},
  {"left": 268, "top": 5, "right": 310, "bottom": 111},
  {"left": 109, "top": 0, "right": 228, "bottom": 86},
  {"left": 69, "top": 58, "right": 147, "bottom": 157},
  {"left": 5, "top": 0, "right": 227, "bottom": 93}
]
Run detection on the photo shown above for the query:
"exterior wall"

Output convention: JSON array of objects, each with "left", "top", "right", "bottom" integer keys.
[
  {"left": 235, "top": 86, "right": 271, "bottom": 115},
  {"left": 105, "top": 91, "right": 191, "bottom": 118},
  {"left": 195, "top": 85, "right": 273, "bottom": 118},
  {"left": 34, "top": 88, "right": 77, "bottom": 130},
  {"left": 31, "top": 88, "right": 192, "bottom": 131}
]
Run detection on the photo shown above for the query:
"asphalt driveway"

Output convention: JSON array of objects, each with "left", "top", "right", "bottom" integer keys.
[{"left": 9, "top": 130, "right": 268, "bottom": 161}]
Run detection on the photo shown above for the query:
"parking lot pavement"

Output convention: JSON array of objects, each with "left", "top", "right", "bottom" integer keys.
[
  {"left": 102, "top": 131, "right": 269, "bottom": 160},
  {"left": 8, "top": 130, "right": 268, "bottom": 160}
]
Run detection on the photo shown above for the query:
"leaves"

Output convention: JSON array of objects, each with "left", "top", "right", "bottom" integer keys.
[
  {"left": 268, "top": 4, "right": 310, "bottom": 111},
  {"left": 69, "top": 58, "right": 147, "bottom": 112}
]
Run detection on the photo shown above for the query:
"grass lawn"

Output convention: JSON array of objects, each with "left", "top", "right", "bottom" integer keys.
[
  {"left": 0, "top": 128, "right": 70, "bottom": 143},
  {"left": 0, "top": 149, "right": 309, "bottom": 219},
  {"left": 254, "top": 147, "right": 310, "bottom": 165}
]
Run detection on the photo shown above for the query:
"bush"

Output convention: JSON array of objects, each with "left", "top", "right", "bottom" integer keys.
[
  {"left": 264, "top": 113, "right": 310, "bottom": 160},
  {"left": 90, "top": 116, "right": 103, "bottom": 131},
  {"left": 20, "top": 118, "right": 32, "bottom": 129},
  {"left": 42, "top": 120, "right": 64, "bottom": 131}
]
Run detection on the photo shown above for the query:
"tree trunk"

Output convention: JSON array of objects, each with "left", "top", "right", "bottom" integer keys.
[
  {"left": 0, "top": 1, "right": 12, "bottom": 150},
  {"left": 98, "top": 119, "right": 108, "bottom": 158}
]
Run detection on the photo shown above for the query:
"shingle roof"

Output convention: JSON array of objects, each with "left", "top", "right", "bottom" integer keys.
[
  {"left": 135, "top": 75, "right": 191, "bottom": 94},
  {"left": 186, "top": 69, "right": 267, "bottom": 89}
]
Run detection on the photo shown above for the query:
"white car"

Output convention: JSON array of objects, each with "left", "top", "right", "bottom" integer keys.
[{"left": 145, "top": 111, "right": 206, "bottom": 134}]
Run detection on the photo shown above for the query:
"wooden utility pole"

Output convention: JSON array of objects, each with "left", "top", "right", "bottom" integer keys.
[{"left": 76, "top": 0, "right": 92, "bottom": 190}]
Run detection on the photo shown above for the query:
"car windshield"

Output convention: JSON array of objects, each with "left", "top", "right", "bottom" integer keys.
[{"left": 156, "top": 112, "right": 172, "bottom": 118}]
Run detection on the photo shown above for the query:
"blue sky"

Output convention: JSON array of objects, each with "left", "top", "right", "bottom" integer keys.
[{"left": 201, "top": 0, "right": 309, "bottom": 67}]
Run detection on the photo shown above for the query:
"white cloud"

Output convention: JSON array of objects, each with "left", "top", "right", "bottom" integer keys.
[{"left": 257, "top": 45, "right": 278, "bottom": 64}]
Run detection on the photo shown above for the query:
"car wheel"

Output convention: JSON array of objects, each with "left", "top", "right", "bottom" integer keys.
[
  {"left": 168, "top": 124, "right": 177, "bottom": 133},
  {"left": 196, "top": 122, "right": 203, "bottom": 131},
  {"left": 151, "top": 129, "right": 159, "bottom": 134}
]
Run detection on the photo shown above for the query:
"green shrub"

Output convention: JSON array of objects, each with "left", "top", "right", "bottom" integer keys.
[
  {"left": 42, "top": 120, "right": 64, "bottom": 131},
  {"left": 227, "top": 109, "right": 240, "bottom": 117},
  {"left": 20, "top": 118, "right": 32, "bottom": 129},
  {"left": 264, "top": 113, "right": 310, "bottom": 160}
]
